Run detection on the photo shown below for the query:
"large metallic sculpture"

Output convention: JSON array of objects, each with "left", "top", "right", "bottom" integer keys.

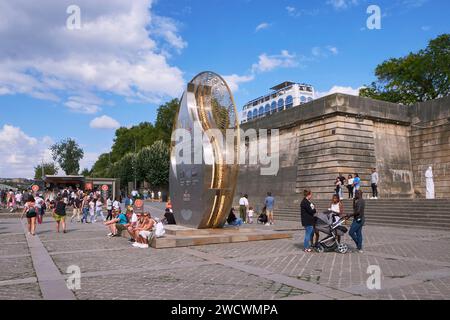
[{"left": 169, "top": 72, "right": 240, "bottom": 229}]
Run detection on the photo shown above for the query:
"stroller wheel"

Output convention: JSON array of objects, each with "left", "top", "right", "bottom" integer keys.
[
  {"left": 337, "top": 243, "right": 348, "bottom": 254},
  {"left": 315, "top": 244, "right": 324, "bottom": 253}
]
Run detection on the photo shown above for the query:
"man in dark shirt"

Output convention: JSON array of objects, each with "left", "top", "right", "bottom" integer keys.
[
  {"left": 53, "top": 197, "right": 67, "bottom": 233},
  {"left": 300, "top": 190, "right": 317, "bottom": 252},
  {"left": 162, "top": 208, "right": 176, "bottom": 225},
  {"left": 346, "top": 190, "right": 365, "bottom": 253}
]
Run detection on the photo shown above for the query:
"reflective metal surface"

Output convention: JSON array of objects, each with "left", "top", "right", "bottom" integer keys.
[{"left": 169, "top": 72, "right": 240, "bottom": 229}]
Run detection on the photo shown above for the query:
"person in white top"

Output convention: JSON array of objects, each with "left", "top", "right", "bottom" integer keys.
[
  {"left": 370, "top": 168, "right": 379, "bottom": 199},
  {"left": 89, "top": 199, "right": 95, "bottom": 223},
  {"left": 247, "top": 207, "right": 255, "bottom": 224},
  {"left": 239, "top": 194, "right": 249, "bottom": 222},
  {"left": 113, "top": 199, "right": 120, "bottom": 211},
  {"left": 425, "top": 166, "right": 435, "bottom": 199},
  {"left": 93, "top": 198, "right": 105, "bottom": 223},
  {"left": 15, "top": 192, "right": 22, "bottom": 207},
  {"left": 158, "top": 191, "right": 162, "bottom": 200},
  {"left": 34, "top": 195, "right": 45, "bottom": 224},
  {"left": 106, "top": 197, "right": 113, "bottom": 220},
  {"left": 328, "top": 194, "right": 344, "bottom": 243},
  {"left": 346, "top": 174, "right": 354, "bottom": 199}
]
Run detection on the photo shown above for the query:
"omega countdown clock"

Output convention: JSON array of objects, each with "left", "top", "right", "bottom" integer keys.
[{"left": 169, "top": 72, "right": 240, "bottom": 229}]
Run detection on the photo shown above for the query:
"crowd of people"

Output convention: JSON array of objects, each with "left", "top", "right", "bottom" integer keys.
[
  {"left": 1, "top": 187, "right": 176, "bottom": 249},
  {"left": 228, "top": 169, "right": 377, "bottom": 253},
  {"left": 228, "top": 192, "right": 275, "bottom": 227},
  {"left": 334, "top": 169, "right": 379, "bottom": 200},
  {"left": 4, "top": 167, "right": 379, "bottom": 252},
  {"left": 300, "top": 189, "right": 366, "bottom": 253}
]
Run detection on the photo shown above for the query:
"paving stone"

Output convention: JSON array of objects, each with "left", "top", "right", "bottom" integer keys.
[{"left": 0, "top": 283, "right": 42, "bottom": 300}]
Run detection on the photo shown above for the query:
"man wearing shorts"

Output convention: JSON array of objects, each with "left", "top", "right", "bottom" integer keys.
[
  {"left": 264, "top": 192, "right": 275, "bottom": 225},
  {"left": 104, "top": 211, "right": 128, "bottom": 237},
  {"left": 133, "top": 212, "right": 155, "bottom": 249}
]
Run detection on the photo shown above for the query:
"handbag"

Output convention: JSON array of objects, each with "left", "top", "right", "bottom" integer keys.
[{"left": 154, "top": 221, "right": 165, "bottom": 238}]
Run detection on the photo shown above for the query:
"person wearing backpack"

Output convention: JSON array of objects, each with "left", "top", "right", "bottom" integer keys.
[
  {"left": 53, "top": 196, "right": 67, "bottom": 233},
  {"left": 21, "top": 196, "right": 37, "bottom": 236}
]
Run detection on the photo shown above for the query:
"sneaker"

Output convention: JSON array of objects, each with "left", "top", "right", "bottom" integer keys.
[
  {"left": 128, "top": 238, "right": 135, "bottom": 242},
  {"left": 140, "top": 244, "right": 149, "bottom": 249},
  {"left": 304, "top": 248, "right": 312, "bottom": 253},
  {"left": 132, "top": 242, "right": 140, "bottom": 247},
  {"left": 265, "top": 223, "right": 270, "bottom": 226},
  {"left": 107, "top": 233, "right": 113, "bottom": 237},
  {"left": 358, "top": 250, "right": 364, "bottom": 253}
]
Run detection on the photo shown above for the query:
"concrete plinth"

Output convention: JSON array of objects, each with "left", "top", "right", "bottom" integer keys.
[{"left": 151, "top": 225, "right": 293, "bottom": 249}]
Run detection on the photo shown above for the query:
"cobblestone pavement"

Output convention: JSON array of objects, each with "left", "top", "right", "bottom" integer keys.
[{"left": 1, "top": 204, "right": 449, "bottom": 300}]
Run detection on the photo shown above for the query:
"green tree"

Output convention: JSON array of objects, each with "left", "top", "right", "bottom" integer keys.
[
  {"left": 50, "top": 138, "right": 84, "bottom": 175},
  {"left": 360, "top": 34, "right": 450, "bottom": 105},
  {"left": 155, "top": 98, "right": 179, "bottom": 143},
  {"left": 34, "top": 162, "right": 58, "bottom": 180},
  {"left": 91, "top": 153, "right": 112, "bottom": 178},
  {"left": 91, "top": 99, "right": 179, "bottom": 182},
  {"left": 80, "top": 168, "right": 91, "bottom": 177},
  {"left": 116, "top": 153, "right": 136, "bottom": 186},
  {"left": 136, "top": 140, "right": 170, "bottom": 189},
  {"left": 110, "top": 122, "right": 158, "bottom": 162}
]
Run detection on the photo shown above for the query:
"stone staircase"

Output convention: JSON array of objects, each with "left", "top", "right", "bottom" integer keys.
[{"left": 275, "top": 199, "right": 450, "bottom": 230}]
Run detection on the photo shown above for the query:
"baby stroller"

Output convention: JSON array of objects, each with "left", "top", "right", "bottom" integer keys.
[{"left": 314, "top": 211, "right": 349, "bottom": 254}]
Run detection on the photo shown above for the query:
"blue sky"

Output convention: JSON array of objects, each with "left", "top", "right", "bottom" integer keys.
[{"left": 0, "top": 0, "right": 449, "bottom": 178}]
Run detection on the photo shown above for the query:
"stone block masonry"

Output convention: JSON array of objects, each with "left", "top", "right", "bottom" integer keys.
[
  {"left": 410, "top": 96, "right": 450, "bottom": 199},
  {"left": 236, "top": 93, "right": 449, "bottom": 206}
]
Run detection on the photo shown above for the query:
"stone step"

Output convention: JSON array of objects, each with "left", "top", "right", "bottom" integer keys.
[
  {"left": 276, "top": 207, "right": 450, "bottom": 213},
  {"left": 152, "top": 230, "right": 293, "bottom": 249},
  {"left": 274, "top": 216, "right": 450, "bottom": 229},
  {"left": 119, "top": 226, "right": 293, "bottom": 248},
  {"left": 275, "top": 210, "right": 450, "bottom": 218},
  {"left": 275, "top": 215, "right": 450, "bottom": 225}
]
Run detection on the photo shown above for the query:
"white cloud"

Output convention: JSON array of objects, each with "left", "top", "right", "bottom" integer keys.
[
  {"left": 252, "top": 50, "right": 298, "bottom": 73},
  {"left": 0, "top": 0, "right": 186, "bottom": 112},
  {"left": 79, "top": 151, "right": 102, "bottom": 171},
  {"left": 286, "top": 6, "right": 296, "bottom": 14},
  {"left": 223, "top": 74, "right": 255, "bottom": 92},
  {"left": 285, "top": 6, "right": 319, "bottom": 17},
  {"left": 316, "top": 85, "right": 363, "bottom": 98},
  {"left": 312, "top": 46, "right": 339, "bottom": 58},
  {"left": 327, "top": 0, "right": 359, "bottom": 10},
  {"left": 224, "top": 50, "right": 302, "bottom": 92},
  {"left": 402, "top": 0, "right": 429, "bottom": 8},
  {"left": 90, "top": 115, "right": 121, "bottom": 130},
  {"left": 0, "top": 125, "right": 53, "bottom": 178},
  {"left": 327, "top": 46, "right": 339, "bottom": 55},
  {"left": 65, "top": 95, "right": 104, "bottom": 114},
  {"left": 151, "top": 16, "right": 187, "bottom": 52},
  {"left": 255, "top": 22, "right": 270, "bottom": 32}
]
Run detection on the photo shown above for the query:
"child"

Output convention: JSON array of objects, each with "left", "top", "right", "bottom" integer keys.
[
  {"left": 247, "top": 206, "right": 255, "bottom": 224},
  {"left": 89, "top": 198, "right": 95, "bottom": 223}
]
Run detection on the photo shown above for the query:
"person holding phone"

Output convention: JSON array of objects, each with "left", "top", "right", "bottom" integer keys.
[{"left": 346, "top": 190, "right": 365, "bottom": 253}]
